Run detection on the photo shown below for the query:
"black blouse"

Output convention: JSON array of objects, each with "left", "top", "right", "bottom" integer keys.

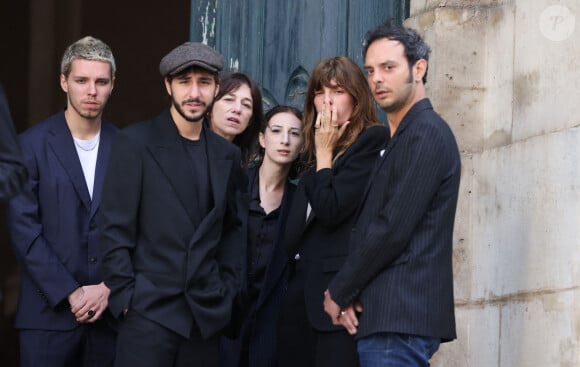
[{"left": 247, "top": 173, "right": 281, "bottom": 304}]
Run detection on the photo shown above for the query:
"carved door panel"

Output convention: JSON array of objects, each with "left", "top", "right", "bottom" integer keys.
[{"left": 190, "top": 0, "right": 406, "bottom": 110}]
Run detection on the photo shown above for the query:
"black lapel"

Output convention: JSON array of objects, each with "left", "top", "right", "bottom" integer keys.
[
  {"left": 148, "top": 111, "right": 197, "bottom": 224},
  {"left": 285, "top": 178, "right": 309, "bottom": 257},
  {"left": 355, "top": 99, "right": 433, "bottom": 216}
]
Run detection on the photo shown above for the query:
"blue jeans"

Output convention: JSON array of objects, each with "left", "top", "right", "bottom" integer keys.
[{"left": 357, "top": 332, "right": 440, "bottom": 367}]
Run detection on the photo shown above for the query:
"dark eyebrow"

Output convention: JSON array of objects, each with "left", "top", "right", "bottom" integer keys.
[
  {"left": 365, "top": 60, "right": 398, "bottom": 69},
  {"left": 269, "top": 124, "right": 301, "bottom": 131}
]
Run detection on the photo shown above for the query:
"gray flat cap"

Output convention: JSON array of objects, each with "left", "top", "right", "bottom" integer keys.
[{"left": 159, "top": 42, "right": 224, "bottom": 76}]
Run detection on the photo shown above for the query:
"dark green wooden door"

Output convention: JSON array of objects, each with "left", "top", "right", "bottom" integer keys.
[{"left": 190, "top": 0, "right": 406, "bottom": 110}]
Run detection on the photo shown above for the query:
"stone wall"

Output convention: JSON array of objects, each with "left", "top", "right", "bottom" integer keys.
[{"left": 407, "top": 1, "right": 580, "bottom": 366}]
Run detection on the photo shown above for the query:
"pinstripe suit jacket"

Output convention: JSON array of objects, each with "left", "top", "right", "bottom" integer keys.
[{"left": 328, "top": 98, "right": 461, "bottom": 342}]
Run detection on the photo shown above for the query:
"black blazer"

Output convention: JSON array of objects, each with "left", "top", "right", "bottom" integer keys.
[
  {"left": 329, "top": 99, "right": 461, "bottom": 342},
  {"left": 7, "top": 111, "right": 117, "bottom": 330},
  {"left": 285, "top": 124, "right": 388, "bottom": 331},
  {"left": 99, "top": 110, "right": 246, "bottom": 339},
  {"left": 221, "top": 166, "right": 296, "bottom": 367},
  {"left": 0, "top": 82, "right": 27, "bottom": 202}
]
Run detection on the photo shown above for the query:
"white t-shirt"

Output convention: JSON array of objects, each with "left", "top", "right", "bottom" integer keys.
[{"left": 73, "top": 132, "right": 100, "bottom": 199}]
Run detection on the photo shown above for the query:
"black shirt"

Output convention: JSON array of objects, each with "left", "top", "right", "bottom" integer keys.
[
  {"left": 181, "top": 132, "right": 213, "bottom": 228},
  {"left": 247, "top": 173, "right": 281, "bottom": 304}
]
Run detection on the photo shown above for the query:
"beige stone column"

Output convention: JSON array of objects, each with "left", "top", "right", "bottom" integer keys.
[{"left": 407, "top": 1, "right": 580, "bottom": 366}]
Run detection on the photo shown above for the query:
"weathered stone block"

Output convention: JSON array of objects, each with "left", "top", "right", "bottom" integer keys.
[
  {"left": 512, "top": 1, "right": 580, "bottom": 141},
  {"left": 432, "top": 305, "right": 501, "bottom": 367},
  {"left": 499, "top": 292, "right": 580, "bottom": 367},
  {"left": 470, "top": 127, "right": 580, "bottom": 298}
]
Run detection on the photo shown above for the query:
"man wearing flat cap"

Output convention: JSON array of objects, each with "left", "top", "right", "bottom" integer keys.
[{"left": 99, "top": 42, "right": 247, "bottom": 366}]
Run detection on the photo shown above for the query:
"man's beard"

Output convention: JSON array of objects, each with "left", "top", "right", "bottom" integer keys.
[
  {"left": 172, "top": 97, "right": 208, "bottom": 123},
  {"left": 67, "top": 95, "right": 104, "bottom": 121},
  {"left": 377, "top": 79, "right": 414, "bottom": 114}
]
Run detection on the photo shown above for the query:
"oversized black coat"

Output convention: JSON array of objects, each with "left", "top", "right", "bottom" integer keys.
[
  {"left": 99, "top": 110, "right": 246, "bottom": 339},
  {"left": 0, "top": 82, "right": 27, "bottom": 202}
]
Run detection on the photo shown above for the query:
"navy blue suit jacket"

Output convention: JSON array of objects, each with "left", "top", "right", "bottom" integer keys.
[
  {"left": 7, "top": 111, "right": 118, "bottom": 330},
  {"left": 329, "top": 99, "right": 461, "bottom": 341}
]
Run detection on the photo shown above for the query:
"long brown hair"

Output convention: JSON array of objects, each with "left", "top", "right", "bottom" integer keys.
[{"left": 302, "top": 57, "right": 380, "bottom": 167}]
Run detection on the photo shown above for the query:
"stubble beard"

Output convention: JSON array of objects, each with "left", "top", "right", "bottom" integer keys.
[
  {"left": 375, "top": 67, "right": 416, "bottom": 114},
  {"left": 172, "top": 97, "right": 208, "bottom": 123},
  {"left": 378, "top": 98, "right": 405, "bottom": 114},
  {"left": 377, "top": 82, "right": 414, "bottom": 114},
  {"left": 68, "top": 96, "right": 104, "bottom": 121}
]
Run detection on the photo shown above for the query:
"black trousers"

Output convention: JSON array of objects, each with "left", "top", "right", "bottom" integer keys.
[
  {"left": 19, "top": 320, "right": 116, "bottom": 367},
  {"left": 278, "top": 260, "right": 359, "bottom": 367},
  {"left": 114, "top": 310, "right": 219, "bottom": 367}
]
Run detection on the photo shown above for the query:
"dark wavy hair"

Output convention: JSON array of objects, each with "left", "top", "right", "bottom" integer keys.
[
  {"left": 363, "top": 19, "right": 431, "bottom": 84},
  {"left": 209, "top": 72, "right": 264, "bottom": 165},
  {"left": 302, "top": 57, "right": 380, "bottom": 168}
]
